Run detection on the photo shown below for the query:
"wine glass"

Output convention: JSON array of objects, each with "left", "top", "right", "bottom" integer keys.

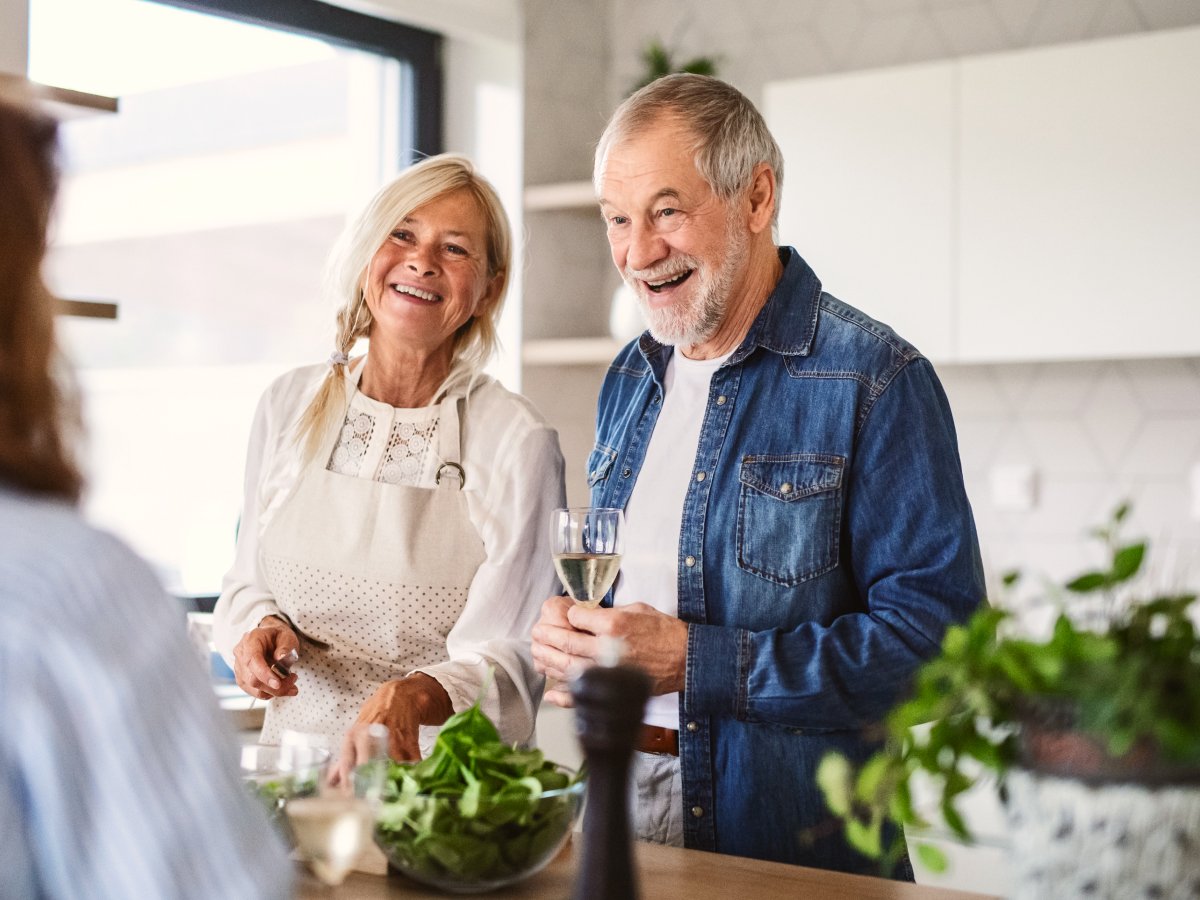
[
  {"left": 550, "top": 507, "right": 625, "bottom": 608},
  {"left": 283, "top": 727, "right": 384, "bottom": 887}
]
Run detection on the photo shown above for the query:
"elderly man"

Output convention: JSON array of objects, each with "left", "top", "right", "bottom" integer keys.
[{"left": 530, "top": 74, "right": 985, "bottom": 877}]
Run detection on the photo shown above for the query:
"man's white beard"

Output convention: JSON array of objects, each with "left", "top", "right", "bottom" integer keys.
[{"left": 625, "top": 218, "right": 748, "bottom": 348}]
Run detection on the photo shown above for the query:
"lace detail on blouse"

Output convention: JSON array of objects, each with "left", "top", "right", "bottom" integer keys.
[
  {"left": 329, "top": 411, "right": 375, "bottom": 476},
  {"left": 380, "top": 419, "right": 437, "bottom": 484},
  {"left": 327, "top": 407, "right": 438, "bottom": 486}
]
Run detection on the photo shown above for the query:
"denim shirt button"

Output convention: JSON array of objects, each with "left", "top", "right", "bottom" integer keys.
[
  {"left": 780, "top": 482, "right": 793, "bottom": 494},
  {"left": 684, "top": 555, "right": 696, "bottom": 567},
  {"left": 716, "top": 395, "right": 727, "bottom": 405},
  {"left": 695, "top": 471, "right": 706, "bottom": 482},
  {"left": 690, "top": 806, "right": 705, "bottom": 818},
  {"left": 622, "top": 467, "right": 632, "bottom": 477},
  {"left": 686, "top": 721, "right": 699, "bottom": 732}
]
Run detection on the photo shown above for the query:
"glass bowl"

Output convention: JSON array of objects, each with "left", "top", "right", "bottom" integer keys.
[
  {"left": 372, "top": 762, "right": 585, "bottom": 894},
  {"left": 240, "top": 742, "right": 332, "bottom": 843}
]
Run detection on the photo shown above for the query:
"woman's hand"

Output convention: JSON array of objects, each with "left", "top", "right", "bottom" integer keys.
[
  {"left": 333, "top": 673, "right": 453, "bottom": 784},
  {"left": 231, "top": 615, "right": 300, "bottom": 700}
]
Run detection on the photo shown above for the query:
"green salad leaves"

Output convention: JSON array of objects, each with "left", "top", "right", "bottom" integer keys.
[
  {"left": 245, "top": 772, "right": 320, "bottom": 847},
  {"left": 374, "top": 702, "right": 584, "bottom": 886}
]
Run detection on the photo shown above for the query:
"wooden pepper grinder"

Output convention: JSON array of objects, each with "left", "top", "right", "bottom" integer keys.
[{"left": 570, "top": 651, "right": 651, "bottom": 900}]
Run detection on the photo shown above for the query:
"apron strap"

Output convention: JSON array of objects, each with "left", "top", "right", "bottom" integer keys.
[{"left": 434, "top": 394, "right": 466, "bottom": 490}]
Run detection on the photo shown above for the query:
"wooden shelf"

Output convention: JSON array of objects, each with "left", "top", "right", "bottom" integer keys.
[
  {"left": 524, "top": 180, "right": 596, "bottom": 211},
  {"left": 0, "top": 74, "right": 118, "bottom": 120},
  {"left": 522, "top": 336, "right": 624, "bottom": 366},
  {"left": 56, "top": 298, "right": 119, "bottom": 319}
]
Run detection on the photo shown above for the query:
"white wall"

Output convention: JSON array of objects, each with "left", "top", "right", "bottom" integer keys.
[
  {"left": 328, "top": 0, "right": 519, "bottom": 46},
  {"left": 0, "top": 0, "right": 28, "bottom": 74}
]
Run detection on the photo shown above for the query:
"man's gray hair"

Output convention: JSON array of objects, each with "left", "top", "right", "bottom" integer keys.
[{"left": 594, "top": 73, "right": 784, "bottom": 226}]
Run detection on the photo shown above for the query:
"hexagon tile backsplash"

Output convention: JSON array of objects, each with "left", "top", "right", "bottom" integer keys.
[{"left": 940, "top": 357, "right": 1200, "bottom": 609}]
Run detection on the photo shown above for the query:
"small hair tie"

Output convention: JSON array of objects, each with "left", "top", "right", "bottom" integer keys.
[{"left": 328, "top": 350, "right": 349, "bottom": 368}]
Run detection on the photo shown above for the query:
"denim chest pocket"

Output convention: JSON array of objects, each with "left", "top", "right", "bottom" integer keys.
[
  {"left": 736, "top": 453, "right": 845, "bottom": 586},
  {"left": 586, "top": 444, "right": 618, "bottom": 488}
]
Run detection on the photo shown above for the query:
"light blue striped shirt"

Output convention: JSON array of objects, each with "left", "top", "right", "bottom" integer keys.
[{"left": 0, "top": 486, "right": 293, "bottom": 900}]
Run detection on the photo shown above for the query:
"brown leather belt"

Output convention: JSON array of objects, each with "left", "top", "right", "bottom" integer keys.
[{"left": 637, "top": 724, "right": 679, "bottom": 756}]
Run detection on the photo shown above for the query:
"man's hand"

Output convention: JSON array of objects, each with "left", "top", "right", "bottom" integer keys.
[
  {"left": 531, "top": 595, "right": 687, "bottom": 708},
  {"left": 231, "top": 616, "right": 299, "bottom": 700},
  {"left": 333, "top": 673, "right": 453, "bottom": 784},
  {"left": 530, "top": 595, "right": 584, "bottom": 707}
]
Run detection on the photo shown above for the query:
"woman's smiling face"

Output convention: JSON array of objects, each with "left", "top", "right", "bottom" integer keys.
[{"left": 362, "top": 188, "right": 499, "bottom": 356}]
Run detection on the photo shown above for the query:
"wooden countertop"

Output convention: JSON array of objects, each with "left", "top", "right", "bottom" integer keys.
[{"left": 295, "top": 837, "right": 997, "bottom": 899}]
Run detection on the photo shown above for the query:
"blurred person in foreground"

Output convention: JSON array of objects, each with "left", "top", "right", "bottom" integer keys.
[
  {"left": 530, "top": 74, "right": 986, "bottom": 877},
  {"left": 213, "top": 154, "right": 563, "bottom": 782},
  {"left": 0, "top": 85, "right": 292, "bottom": 899}
]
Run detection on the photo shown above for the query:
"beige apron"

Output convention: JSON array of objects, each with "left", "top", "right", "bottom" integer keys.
[{"left": 257, "top": 374, "right": 486, "bottom": 751}]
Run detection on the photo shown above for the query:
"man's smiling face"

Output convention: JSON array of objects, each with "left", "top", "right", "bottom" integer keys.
[{"left": 598, "top": 116, "right": 749, "bottom": 348}]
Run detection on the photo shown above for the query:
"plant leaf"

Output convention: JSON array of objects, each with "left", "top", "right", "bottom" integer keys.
[
  {"left": 680, "top": 56, "right": 718, "bottom": 77},
  {"left": 816, "top": 753, "right": 854, "bottom": 817},
  {"left": 915, "top": 842, "right": 948, "bottom": 873},
  {"left": 1110, "top": 543, "right": 1145, "bottom": 582},
  {"left": 847, "top": 815, "right": 883, "bottom": 858},
  {"left": 1065, "top": 571, "right": 1107, "bottom": 593}
]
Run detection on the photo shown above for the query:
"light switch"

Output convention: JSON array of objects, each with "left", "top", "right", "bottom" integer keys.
[{"left": 989, "top": 464, "right": 1038, "bottom": 512}]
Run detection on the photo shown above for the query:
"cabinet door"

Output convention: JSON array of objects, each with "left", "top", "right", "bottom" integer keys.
[
  {"left": 764, "top": 61, "right": 956, "bottom": 361},
  {"left": 958, "top": 27, "right": 1200, "bottom": 361}
]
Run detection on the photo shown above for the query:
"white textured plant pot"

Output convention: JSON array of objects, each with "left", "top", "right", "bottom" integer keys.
[{"left": 1004, "top": 768, "right": 1200, "bottom": 899}]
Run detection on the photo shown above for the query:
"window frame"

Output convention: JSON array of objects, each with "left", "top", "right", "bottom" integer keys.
[{"left": 151, "top": 0, "right": 443, "bottom": 162}]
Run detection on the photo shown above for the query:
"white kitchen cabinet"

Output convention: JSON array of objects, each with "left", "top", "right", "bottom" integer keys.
[
  {"left": 765, "top": 25, "right": 1200, "bottom": 364},
  {"left": 958, "top": 26, "right": 1200, "bottom": 361},
  {"left": 764, "top": 61, "right": 956, "bottom": 361}
]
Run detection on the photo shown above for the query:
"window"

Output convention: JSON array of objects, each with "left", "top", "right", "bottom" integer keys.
[{"left": 30, "top": 0, "right": 441, "bottom": 598}]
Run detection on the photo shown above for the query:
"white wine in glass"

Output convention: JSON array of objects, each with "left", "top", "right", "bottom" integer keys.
[{"left": 551, "top": 507, "right": 624, "bottom": 608}]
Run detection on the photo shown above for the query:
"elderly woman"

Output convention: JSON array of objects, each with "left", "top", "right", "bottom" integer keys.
[{"left": 213, "top": 154, "right": 563, "bottom": 777}]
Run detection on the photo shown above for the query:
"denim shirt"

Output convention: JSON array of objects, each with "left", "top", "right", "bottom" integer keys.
[{"left": 588, "top": 248, "right": 985, "bottom": 874}]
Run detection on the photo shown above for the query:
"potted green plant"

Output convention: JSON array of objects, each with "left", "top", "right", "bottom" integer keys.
[
  {"left": 628, "top": 39, "right": 720, "bottom": 95},
  {"left": 818, "top": 502, "right": 1200, "bottom": 895}
]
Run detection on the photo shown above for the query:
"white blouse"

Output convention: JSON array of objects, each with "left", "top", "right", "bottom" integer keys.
[{"left": 213, "top": 359, "right": 565, "bottom": 744}]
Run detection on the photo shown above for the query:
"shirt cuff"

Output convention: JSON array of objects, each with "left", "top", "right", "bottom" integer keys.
[
  {"left": 683, "top": 622, "right": 751, "bottom": 721},
  {"left": 215, "top": 598, "right": 282, "bottom": 666}
]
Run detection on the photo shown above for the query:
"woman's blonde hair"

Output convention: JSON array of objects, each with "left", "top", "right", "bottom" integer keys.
[
  {"left": 0, "top": 92, "right": 83, "bottom": 501},
  {"left": 296, "top": 154, "right": 513, "bottom": 461}
]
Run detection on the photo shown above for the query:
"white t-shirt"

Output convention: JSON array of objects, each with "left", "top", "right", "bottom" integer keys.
[{"left": 615, "top": 348, "right": 730, "bottom": 730}]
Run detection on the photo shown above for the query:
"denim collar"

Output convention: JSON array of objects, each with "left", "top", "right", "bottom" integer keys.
[{"left": 636, "top": 246, "right": 821, "bottom": 380}]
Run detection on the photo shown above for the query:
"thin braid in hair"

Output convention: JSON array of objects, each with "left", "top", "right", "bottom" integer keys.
[{"left": 295, "top": 290, "right": 369, "bottom": 463}]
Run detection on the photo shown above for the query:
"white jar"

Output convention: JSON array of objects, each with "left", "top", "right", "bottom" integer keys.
[{"left": 608, "top": 281, "right": 644, "bottom": 343}]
